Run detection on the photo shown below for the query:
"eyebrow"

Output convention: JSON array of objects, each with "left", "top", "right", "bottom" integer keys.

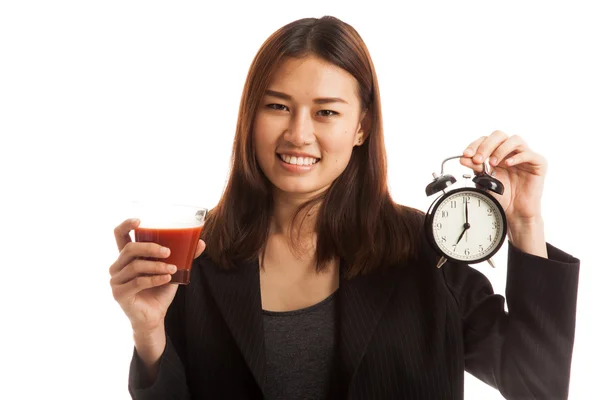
[{"left": 264, "top": 89, "right": 348, "bottom": 105}]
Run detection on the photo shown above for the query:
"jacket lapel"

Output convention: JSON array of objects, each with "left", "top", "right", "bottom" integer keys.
[
  {"left": 337, "top": 259, "right": 401, "bottom": 389},
  {"left": 200, "top": 254, "right": 402, "bottom": 397},
  {"left": 199, "top": 256, "right": 267, "bottom": 395}
]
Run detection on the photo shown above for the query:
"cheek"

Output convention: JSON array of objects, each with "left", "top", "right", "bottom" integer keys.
[
  {"left": 253, "top": 117, "right": 276, "bottom": 156},
  {"left": 320, "top": 148, "right": 353, "bottom": 181},
  {"left": 322, "top": 130, "right": 356, "bottom": 164},
  {"left": 254, "top": 113, "right": 285, "bottom": 145}
]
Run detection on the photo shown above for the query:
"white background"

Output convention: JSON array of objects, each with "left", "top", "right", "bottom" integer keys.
[{"left": 1, "top": 1, "right": 597, "bottom": 399}]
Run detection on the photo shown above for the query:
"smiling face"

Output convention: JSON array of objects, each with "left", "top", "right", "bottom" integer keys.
[{"left": 253, "top": 55, "right": 365, "bottom": 200}]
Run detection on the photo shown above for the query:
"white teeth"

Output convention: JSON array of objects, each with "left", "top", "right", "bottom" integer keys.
[{"left": 280, "top": 154, "right": 319, "bottom": 165}]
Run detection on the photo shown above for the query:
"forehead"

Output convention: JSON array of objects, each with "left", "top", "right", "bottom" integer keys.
[{"left": 268, "top": 56, "right": 360, "bottom": 103}]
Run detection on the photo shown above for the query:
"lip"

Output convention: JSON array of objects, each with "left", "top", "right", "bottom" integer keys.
[
  {"left": 277, "top": 154, "right": 319, "bottom": 173},
  {"left": 276, "top": 151, "right": 321, "bottom": 159}
]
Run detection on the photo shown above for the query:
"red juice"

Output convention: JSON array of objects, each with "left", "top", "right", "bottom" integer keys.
[{"left": 134, "top": 225, "right": 203, "bottom": 285}]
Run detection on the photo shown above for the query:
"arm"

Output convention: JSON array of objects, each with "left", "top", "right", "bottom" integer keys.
[
  {"left": 128, "top": 285, "right": 191, "bottom": 400},
  {"left": 442, "top": 242, "right": 580, "bottom": 399},
  {"left": 507, "top": 216, "right": 547, "bottom": 259}
]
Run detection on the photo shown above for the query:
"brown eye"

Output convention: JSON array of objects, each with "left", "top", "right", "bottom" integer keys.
[
  {"left": 267, "top": 103, "right": 289, "bottom": 111},
  {"left": 316, "top": 110, "right": 339, "bottom": 117}
]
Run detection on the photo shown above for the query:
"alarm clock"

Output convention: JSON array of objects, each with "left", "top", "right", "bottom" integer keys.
[{"left": 424, "top": 155, "right": 507, "bottom": 268}]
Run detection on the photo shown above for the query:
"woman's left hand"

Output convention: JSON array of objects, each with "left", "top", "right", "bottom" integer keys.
[{"left": 459, "top": 130, "right": 547, "bottom": 228}]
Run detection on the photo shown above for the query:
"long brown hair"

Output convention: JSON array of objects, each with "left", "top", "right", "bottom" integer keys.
[{"left": 202, "top": 16, "right": 423, "bottom": 278}]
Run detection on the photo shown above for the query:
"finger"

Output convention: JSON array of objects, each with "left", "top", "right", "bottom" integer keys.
[
  {"left": 489, "top": 135, "right": 529, "bottom": 167},
  {"left": 194, "top": 239, "right": 206, "bottom": 259},
  {"left": 502, "top": 151, "right": 547, "bottom": 174},
  {"left": 470, "top": 130, "right": 510, "bottom": 164},
  {"left": 112, "top": 274, "right": 172, "bottom": 302},
  {"left": 111, "top": 259, "right": 177, "bottom": 286},
  {"left": 114, "top": 218, "right": 140, "bottom": 252},
  {"left": 459, "top": 156, "right": 485, "bottom": 174},
  {"left": 462, "top": 136, "right": 487, "bottom": 158},
  {"left": 109, "top": 242, "right": 171, "bottom": 276}
]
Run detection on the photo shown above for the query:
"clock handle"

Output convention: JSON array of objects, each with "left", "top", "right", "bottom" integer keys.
[{"left": 425, "top": 155, "right": 464, "bottom": 196}]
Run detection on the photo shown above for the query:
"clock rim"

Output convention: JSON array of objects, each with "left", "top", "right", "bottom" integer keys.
[{"left": 425, "top": 187, "right": 508, "bottom": 264}]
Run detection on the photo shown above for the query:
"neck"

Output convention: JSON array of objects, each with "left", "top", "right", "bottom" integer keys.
[{"left": 270, "top": 189, "right": 321, "bottom": 239}]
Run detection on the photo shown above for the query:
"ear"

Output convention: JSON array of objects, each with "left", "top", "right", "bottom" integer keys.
[{"left": 354, "top": 109, "right": 370, "bottom": 146}]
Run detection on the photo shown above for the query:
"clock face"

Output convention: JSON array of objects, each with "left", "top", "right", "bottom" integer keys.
[{"left": 430, "top": 188, "right": 506, "bottom": 263}]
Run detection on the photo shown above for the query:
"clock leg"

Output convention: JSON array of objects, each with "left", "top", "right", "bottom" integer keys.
[
  {"left": 436, "top": 256, "right": 448, "bottom": 268},
  {"left": 487, "top": 258, "right": 496, "bottom": 268}
]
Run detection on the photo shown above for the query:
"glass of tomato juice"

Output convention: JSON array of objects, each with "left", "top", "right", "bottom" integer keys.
[{"left": 132, "top": 202, "right": 208, "bottom": 285}]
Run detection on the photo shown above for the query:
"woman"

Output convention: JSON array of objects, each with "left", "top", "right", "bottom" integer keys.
[{"left": 109, "top": 16, "right": 580, "bottom": 399}]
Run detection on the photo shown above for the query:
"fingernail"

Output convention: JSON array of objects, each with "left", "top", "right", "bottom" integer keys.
[
  {"left": 490, "top": 156, "right": 497, "bottom": 166},
  {"left": 168, "top": 264, "right": 177, "bottom": 273},
  {"left": 160, "top": 247, "right": 170, "bottom": 257},
  {"left": 130, "top": 218, "right": 140, "bottom": 225},
  {"left": 464, "top": 148, "right": 474, "bottom": 156},
  {"left": 474, "top": 154, "right": 483, "bottom": 163}
]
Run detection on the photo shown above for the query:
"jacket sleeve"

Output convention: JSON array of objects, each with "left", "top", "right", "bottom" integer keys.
[
  {"left": 128, "top": 285, "right": 191, "bottom": 400},
  {"left": 442, "top": 241, "right": 580, "bottom": 400}
]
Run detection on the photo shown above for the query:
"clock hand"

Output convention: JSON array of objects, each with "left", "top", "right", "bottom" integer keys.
[
  {"left": 465, "top": 201, "right": 469, "bottom": 242},
  {"left": 455, "top": 221, "right": 471, "bottom": 246},
  {"left": 455, "top": 225, "right": 467, "bottom": 245}
]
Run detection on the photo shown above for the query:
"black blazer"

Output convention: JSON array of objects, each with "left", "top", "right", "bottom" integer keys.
[{"left": 128, "top": 235, "right": 580, "bottom": 400}]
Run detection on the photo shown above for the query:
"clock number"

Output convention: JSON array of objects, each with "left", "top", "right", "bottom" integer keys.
[
  {"left": 487, "top": 208, "right": 493, "bottom": 216},
  {"left": 441, "top": 236, "right": 446, "bottom": 242},
  {"left": 463, "top": 196, "right": 471, "bottom": 204},
  {"left": 492, "top": 221, "right": 498, "bottom": 230},
  {"left": 441, "top": 210, "right": 449, "bottom": 218},
  {"left": 488, "top": 234, "right": 492, "bottom": 242},
  {"left": 450, "top": 201, "right": 457, "bottom": 209},
  {"left": 452, "top": 244, "right": 457, "bottom": 252},
  {"left": 478, "top": 199, "right": 481, "bottom": 207},
  {"left": 464, "top": 248, "right": 470, "bottom": 256},
  {"left": 479, "top": 245, "right": 484, "bottom": 252},
  {"left": 435, "top": 223, "right": 442, "bottom": 230}
]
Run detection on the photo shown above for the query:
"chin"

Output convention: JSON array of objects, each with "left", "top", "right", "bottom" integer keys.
[{"left": 271, "top": 179, "right": 330, "bottom": 197}]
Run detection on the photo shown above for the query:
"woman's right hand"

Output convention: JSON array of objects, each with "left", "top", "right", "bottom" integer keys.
[{"left": 109, "top": 218, "right": 206, "bottom": 335}]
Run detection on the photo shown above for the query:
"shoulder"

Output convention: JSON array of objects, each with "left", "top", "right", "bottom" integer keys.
[{"left": 370, "top": 202, "right": 438, "bottom": 272}]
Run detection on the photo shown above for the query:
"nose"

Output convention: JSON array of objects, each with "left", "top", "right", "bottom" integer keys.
[{"left": 283, "top": 110, "right": 315, "bottom": 146}]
